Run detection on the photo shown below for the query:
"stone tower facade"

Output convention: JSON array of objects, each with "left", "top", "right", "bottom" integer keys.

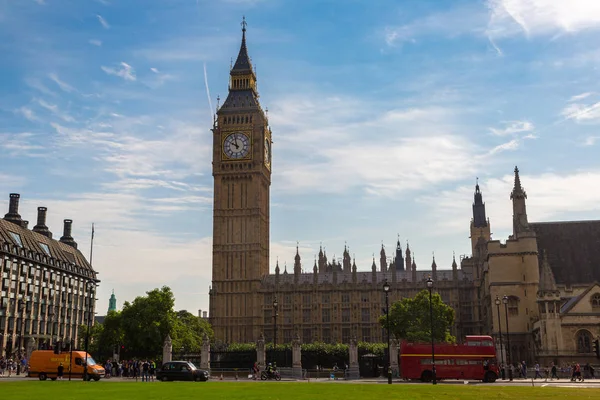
[{"left": 209, "top": 19, "right": 273, "bottom": 343}]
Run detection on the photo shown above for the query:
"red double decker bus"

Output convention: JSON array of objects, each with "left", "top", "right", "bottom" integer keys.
[{"left": 400, "top": 335, "right": 499, "bottom": 383}]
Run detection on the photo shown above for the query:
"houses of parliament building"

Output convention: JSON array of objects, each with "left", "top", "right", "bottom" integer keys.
[{"left": 209, "top": 21, "right": 600, "bottom": 364}]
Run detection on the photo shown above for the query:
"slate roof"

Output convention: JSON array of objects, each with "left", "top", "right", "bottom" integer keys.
[
  {"left": 220, "top": 89, "right": 260, "bottom": 111},
  {"left": 530, "top": 220, "right": 600, "bottom": 286},
  {"left": 0, "top": 218, "right": 97, "bottom": 279}
]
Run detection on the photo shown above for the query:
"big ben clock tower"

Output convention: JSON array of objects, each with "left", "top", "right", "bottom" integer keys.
[{"left": 209, "top": 18, "right": 272, "bottom": 343}]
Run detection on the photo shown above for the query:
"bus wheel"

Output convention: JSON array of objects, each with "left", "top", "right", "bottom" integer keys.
[
  {"left": 421, "top": 370, "right": 433, "bottom": 382},
  {"left": 485, "top": 372, "right": 497, "bottom": 383},
  {"left": 39, "top": 373, "right": 47, "bottom": 381}
]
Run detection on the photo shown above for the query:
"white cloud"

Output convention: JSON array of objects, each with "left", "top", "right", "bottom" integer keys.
[
  {"left": 48, "top": 73, "right": 76, "bottom": 93},
  {"left": 583, "top": 136, "right": 600, "bottom": 146},
  {"left": 36, "top": 99, "right": 75, "bottom": 122},
  {"left": 488, "top": 139, "right": 519, "bottom": 154},
  {"left": 489, "top": 120, "right": 534, "bottom": 136},
  {"left": 89, "top": 39, "right": 102, "bottom": 47},
  {"left": 419, "top": 169, "right": 600, "bottom": 236},
  {"left": 15, "top": 106, "right": 38, "bottom": 122},
  {"left": 561, "top": 101, "right": 600, "bottom": 122},
  {"left": 384, "top": 4, "right": 486, "bottom": 47},
  {"left": 34, "top": 0, "right": 46, "bottom": 4},
  {"left": 101, "top": 62, "right": 136, "bottom": 81},
  {"left": 487, "top": 0, "right": 600, "bottom": 38},
  {"left": 97, "top": 14, "right": 110, "bottom": 29},
  {"left": 150, "top": 67, "right": 159, "bottom": 74},
  {"left": 570, "top": 92, "right": 593, "bottom": 102}
]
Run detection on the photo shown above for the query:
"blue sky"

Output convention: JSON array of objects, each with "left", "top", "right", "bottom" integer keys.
[{"left": 1, "top": 0, "right": 600, "bottom": 314}]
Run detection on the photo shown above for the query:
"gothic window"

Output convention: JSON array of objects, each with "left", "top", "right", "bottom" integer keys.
[
  {"left": 341, "top": 294, "right": 350, "bottom": 303},
  {"left": 576, "top": 330, "right": 593, "bottom": 353},
  {"left": 341, "top": 308, "right": 351, "bottom": 322},
  {"left": 322, "top": 308, "right": 331, "bottom": 323},
  {"left": 361, "top": 308, "right": 370, "bottom": 323},
  {"left": 508, "top": 296, "right": 519, "bottom": 316},
  {"left": 591, "top": 294, "right": 600, "bottom": 309},
  {"left": 302, "top": 309, "right": 311, "bottom": 323},
  {"left": 322, "top": 294, "right": 330, "bottom": 304}
]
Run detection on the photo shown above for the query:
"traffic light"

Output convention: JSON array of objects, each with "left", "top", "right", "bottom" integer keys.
[{"left": 594, "top": 339, "right": 600, "bottom": 359}]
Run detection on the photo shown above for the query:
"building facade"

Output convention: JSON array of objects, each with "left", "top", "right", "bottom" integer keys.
[
  {"left": 208, "top": 22, "right": 477, "bottom": 345},
  {"left": 210, "top": 23, "right": 600, "bottom": 365},
  {"left": 0, "top": 193, "right": 99, "bottom": 358},
  {"left": 464, "top": 167, "right": 600, "bottom": 365}
]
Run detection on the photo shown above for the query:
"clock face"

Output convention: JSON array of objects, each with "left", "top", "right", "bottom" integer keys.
[
  {"left": 264, "top": 137, "right": 271, "bottom": 165},
  {"left": 223, "top": 132, "right": 250, "bottom": 159}
]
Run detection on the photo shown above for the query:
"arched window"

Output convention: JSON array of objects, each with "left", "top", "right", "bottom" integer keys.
[
  {"left": 576, "top": 330, "right": 592, "bottom": 353},
  {"left": 591, "top": 293, "right": 600, "bottom": 309}
]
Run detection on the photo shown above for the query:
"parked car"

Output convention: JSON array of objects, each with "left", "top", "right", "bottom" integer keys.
[{"left": 156, "top": 361, "right": 209, "bottom": 382}]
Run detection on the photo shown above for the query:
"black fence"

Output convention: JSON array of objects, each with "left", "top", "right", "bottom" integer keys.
[
  {"left": 266, "top": 348, "right": 292, "bottom": 368},
  {"left": 301, "top": 350, "right": 348, "bottom": 370},
  {"left": 210, "top": 350, "right": 256, "bottom": 370}
]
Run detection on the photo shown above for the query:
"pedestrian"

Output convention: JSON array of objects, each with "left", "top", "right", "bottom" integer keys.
[
  {"left": 551, "top": 362, "right": 558, "bottom": 380},
  {"left": 534, "top": 362, "right": 542, "bottom": 379},
  {"left": 252, "top": 362, "right": 259, "bottom": 380},
  {"left": 57, "top": 363, "right": 64, "bottom": 380},
  {"left": 544, "top": 365, "right": 549, "bottom": 381}
]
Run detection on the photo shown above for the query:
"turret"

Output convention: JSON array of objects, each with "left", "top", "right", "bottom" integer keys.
[
  {"left": 405, "top": 242, "right": 412, "bottom": 272},
  {"left": 343, "top": 243, "right": 351, "bottom": 273},
  {"left": 380, "top": 244, "right": 387, "bottom": 272},
  {"left": 452, "top": 252, "right": 458, "bottom": 281},
  {"left": 395, "top": 236, "right": 404, "bottom": 271},
  {"left": 371, "top": 255, "right": 377, "bottom": 284},
  {"left": 431, "top": 253, "right": 438, "bottom": 281},
  {"left": 411, "top": 255, "right": 417, "bottom": 282},
  {"left": 352, "top": 256, "right": 357, "bottom": 284},
  {"left": 294, "top": 243, "right": 301, "bottom": 282},
  {"left": 511, "top": 166, "right": 534, "bottom": 239}
]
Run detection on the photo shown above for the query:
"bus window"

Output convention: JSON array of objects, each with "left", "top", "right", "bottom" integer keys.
[
  {"left": 467, "top": 341, "right": 481, "bottom": 346},
  {"left": 482, "top": 341, "right": 493, "bottom": 347}
]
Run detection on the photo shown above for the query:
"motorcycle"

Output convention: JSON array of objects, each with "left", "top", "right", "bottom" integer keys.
[{"left": 260, "top": 370, "right": 281, "bottom": 381}]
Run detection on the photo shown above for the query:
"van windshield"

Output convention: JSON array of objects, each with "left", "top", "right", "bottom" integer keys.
[{"left": 85, "top": 357, "right": 97, "bottom": 366}]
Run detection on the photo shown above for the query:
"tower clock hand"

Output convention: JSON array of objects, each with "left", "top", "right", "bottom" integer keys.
[{"left": 233, "top": 135, "right": 240, "bottom": 149}]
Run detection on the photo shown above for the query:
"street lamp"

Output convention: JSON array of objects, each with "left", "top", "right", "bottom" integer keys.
[
  {"left": 426, "top": 277, "right": 436, "bottom": 385},
  {"left": 494, "top": 296, "right": 505, "bottom": 380},
  {"left": 502, "top": 295, "right": 513, "bottom": 381},
  {"left": 383, "top": 280, "right": 392, "bottom": 384},
  {"left": 16, "top": 298, "right": 25, "bottom": 375},
  {"left": 272, "top": 298, "right": 278, "bottom": 349},
  {"left": 83, "top": 281, "right": 96, "bottom": 381}
]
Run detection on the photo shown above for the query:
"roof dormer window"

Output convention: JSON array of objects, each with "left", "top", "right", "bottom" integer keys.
[
  {"left": 8, "top": 232, "right": 23, "bottom": 247},
  {"left": 39, "top": 243, "right": 51, "bottom": 256}
]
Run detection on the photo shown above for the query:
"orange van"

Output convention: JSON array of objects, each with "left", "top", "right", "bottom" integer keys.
[{"left": 28, "top": 350, "right": 105, "bottom": 381}]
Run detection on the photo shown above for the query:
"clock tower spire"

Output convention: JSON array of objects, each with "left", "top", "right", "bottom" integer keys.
[{"left": 209, "top": 18, "right": 272, "bottom": 343}]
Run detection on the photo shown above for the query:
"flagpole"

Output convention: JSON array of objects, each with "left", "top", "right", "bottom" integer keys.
[{"left": 90, "top": 223, "right": 95, "bottom": 266}]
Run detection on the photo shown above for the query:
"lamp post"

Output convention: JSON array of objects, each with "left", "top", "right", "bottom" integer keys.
[
  {"left": 426, "top": 277, "right": 436, "bottom": 385},
  {"left": 83, "top": 281, "right": 96, "bottom": 381},
  {"left": 383, "top": 280, "right": 392, "bottom": 384},
  {"left": 16, "top": 298, "right": 25, "bottom": 375},
  {"left": 502, "top": 295, "right": 513, "bottom": 381},
  {"left": 495, "top": 296, "right": 505, "bottom": 380},
  {"left": 272, "top": 298, "right": 278, "bottom": 349}
]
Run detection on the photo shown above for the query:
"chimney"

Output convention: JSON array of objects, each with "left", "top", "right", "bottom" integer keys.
[
  {"left": 22, "top": 220, "right": 29, "bottom": 229},
  {"left": 32, "top": 207, "right": 52, "bottom": 239},
  {"left": 4, "top": 193, "right": 22, "bottom": 225},
  {"left": 202, "top": 311, "right": 208, "bottom": 319},
  {"left": 198, "top": 309, "right": 202, "bottom": 318},
  {"left": 59, "top": 219, "right": 78, "bottom": 249}
]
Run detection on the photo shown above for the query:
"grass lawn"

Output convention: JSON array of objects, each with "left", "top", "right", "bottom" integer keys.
[{"left": 0, "top": 381, "right": 599, "bottom": 399}]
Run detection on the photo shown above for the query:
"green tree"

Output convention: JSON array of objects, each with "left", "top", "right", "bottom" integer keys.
[
  {"left": 379, "top": 289, "right": 455, "bottom": 343},
  {"left": 171, "top": 310, "right": 214, "bottom": 354},
  {"left": 120, "top": 286, "right": 177, "bottom": 359}
]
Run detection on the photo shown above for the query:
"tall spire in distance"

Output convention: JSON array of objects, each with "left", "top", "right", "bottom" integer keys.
[
  {"left": 510, "top": 166, "right": 532, "bottom": 238},
  {"left": 472, "top": 177, "right": 488, "bottom": 228}
]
